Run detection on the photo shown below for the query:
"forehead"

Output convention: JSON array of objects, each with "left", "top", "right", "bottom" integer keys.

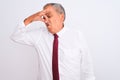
[{"left": 43, "top": 5, "right": 56, "bottom": 13}]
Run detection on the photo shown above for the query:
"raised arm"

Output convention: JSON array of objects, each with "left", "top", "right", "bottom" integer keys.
[
  {"left": 11, "top": 10, "right": 49, "bottom": 45},
  {"left": 24, "top": 10, "right": 48, "bottom": 26}
]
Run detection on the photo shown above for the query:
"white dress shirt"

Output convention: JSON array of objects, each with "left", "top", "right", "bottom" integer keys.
[{"left": 11, "top": 21, "right": 95, "bottom": 80}]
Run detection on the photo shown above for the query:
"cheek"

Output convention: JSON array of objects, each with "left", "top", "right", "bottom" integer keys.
[
  {"left": 51, "top": 18, "right": 59, "bottom": 25},
  {"left": 49, "top": 15, "right": 61, "bottom": 26}
]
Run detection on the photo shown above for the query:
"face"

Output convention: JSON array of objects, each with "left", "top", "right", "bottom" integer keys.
[{"left": 43, "top": 5, "right": 64, "bottom": 34}]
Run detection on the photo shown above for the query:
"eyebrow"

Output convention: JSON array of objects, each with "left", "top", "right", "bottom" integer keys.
[{"left": 46, "top": 12, "right": 52, "bottom": 16}]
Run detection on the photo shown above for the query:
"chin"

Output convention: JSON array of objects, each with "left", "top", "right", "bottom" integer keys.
[
  {"left": 48, "top": 29, "right": 55, "bottom": 34},
  {"left": 47, "top": 28, "right": 52, "bottom": 32}
]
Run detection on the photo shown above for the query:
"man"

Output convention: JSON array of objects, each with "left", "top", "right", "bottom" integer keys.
[{"left": 11, "top": 3, "right": 95, "bottom": 80}]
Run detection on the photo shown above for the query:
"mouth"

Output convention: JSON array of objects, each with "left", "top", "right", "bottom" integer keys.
[
  {"left": 46, "top": 22, "right": 51, "bottom": 27},
  {"left": 46, "top": 23, "right": 49, "bottom": 26}
]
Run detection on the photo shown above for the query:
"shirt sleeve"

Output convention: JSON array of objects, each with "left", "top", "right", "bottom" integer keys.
[
  {"left": 78, "top": 32, "right": 95, "bottom": 80},
  {"left": 10, "top": 21, "right": 41, "bottom": 46}
]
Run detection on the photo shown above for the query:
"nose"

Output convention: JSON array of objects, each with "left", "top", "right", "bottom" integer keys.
[{"left": 41, "top": 15, "right": 47, "bottom": 23}]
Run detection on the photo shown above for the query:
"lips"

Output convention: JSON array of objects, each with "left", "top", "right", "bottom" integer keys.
[{"left": 46, "top": 23, "right": 49, "bottom": 26}]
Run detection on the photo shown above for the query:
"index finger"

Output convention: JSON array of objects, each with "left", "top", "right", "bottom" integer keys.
[{"left": 38, "top": 10, "right": 47, "bottom": 15}]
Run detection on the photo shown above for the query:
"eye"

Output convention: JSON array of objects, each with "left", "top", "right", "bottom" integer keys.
[{"left": 47, "top": 15, "right": 51, "bottom": 18}]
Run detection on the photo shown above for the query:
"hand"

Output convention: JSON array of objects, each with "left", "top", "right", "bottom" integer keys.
[{"left": 24, "top": 10, "right": 49, "bottom": 26}]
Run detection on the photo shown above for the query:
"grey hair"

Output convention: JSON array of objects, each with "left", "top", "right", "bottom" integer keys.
[{"left": 43, "top": 3, "right": 66, "bottom": 21}]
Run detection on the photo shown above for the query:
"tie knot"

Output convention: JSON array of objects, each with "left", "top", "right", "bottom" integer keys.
[{"left": 54, "top": 34, "right": 58, "bottom": 38}]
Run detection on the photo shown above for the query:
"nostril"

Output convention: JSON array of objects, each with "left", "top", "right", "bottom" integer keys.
[{"left": 43, "top": 16, "right": 46, "bottom": 19}]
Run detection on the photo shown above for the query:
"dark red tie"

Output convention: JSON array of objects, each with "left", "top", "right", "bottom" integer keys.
[{"left": 52, "top": 34, "right": 59, "bottom": 80}]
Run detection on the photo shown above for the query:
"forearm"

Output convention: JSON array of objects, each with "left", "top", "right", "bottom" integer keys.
[
  {"left": 24, "top": 10, "right": 48, "bottom": 26},
  {"left": 24, "top": 17, "right": 33, "bottom": 26},
  {"left": 11, "top": 10, "right": 48, "bottom": 45}
]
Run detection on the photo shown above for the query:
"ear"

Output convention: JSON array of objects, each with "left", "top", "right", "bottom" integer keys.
[{"left": 60, "top": 13, "right": 64, "bottom": 22}]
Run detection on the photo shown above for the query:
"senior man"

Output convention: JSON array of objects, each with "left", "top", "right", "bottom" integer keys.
[{"left": 11, "top": 3, "right": 95, "bottom": 80}]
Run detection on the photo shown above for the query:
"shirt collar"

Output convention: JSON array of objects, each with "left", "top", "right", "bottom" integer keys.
[{"left": 56, "top": 26, "right": 67, "bottom": 38}]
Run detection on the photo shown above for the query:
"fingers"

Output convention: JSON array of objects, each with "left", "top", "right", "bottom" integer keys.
[
  {"left": 24, "top": 10, "right": 48, "bottom": 25},
  {"left": 27, "top": 10, "right": 49, "bottom": 23},
  {"left": 42, "top": 15, "right": 49, "bottom": 23},
  {"left": 37, "top": 10, "right": 49, "bottom": 23},
  {"left": 38, "top": 10, "right": 47, "bottom": 16}
]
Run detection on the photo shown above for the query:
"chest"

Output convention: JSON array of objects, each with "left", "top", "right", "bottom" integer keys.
[{"left": 37, "top": 33, "right": 82, "bottom": 58}]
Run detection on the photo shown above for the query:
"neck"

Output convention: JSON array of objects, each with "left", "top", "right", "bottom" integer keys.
[{"left": 53, "top": 24, "right": 64, "bottom": 34}]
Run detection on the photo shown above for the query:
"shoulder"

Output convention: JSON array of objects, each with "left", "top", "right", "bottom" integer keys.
[{"left": 65, "top": 27, "right": 84, "bottom": 37}]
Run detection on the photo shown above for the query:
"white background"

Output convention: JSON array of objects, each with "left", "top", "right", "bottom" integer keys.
[{"left": 0, "top": 0, "right": 120, "bottom": 80}]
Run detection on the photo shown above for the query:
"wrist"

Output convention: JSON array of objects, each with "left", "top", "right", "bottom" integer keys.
[{"left": 24, "top": 17, "right": 32, "bottom": 26}]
